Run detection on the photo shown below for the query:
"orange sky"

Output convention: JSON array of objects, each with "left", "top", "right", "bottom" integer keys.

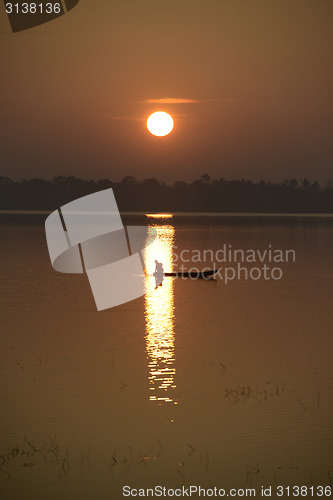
[{"left": 0, "top": 0, "right": 332, "bottom": 182}]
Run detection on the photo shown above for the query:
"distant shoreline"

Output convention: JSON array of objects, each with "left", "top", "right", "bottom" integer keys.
[
  {"left": 1, "top": 176, "right": 333, "bottom": 213},
  {"left": 1, "top": 210, "right": 333, "bottom": 217}
]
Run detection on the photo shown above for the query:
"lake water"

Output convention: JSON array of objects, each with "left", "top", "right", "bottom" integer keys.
[{"left": 0, "top": 214, "right": 332, "bottom": 499}]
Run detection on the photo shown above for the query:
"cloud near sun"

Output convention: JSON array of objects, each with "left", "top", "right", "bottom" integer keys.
[
  {"left": 108, "top": 97, "right": 242, "bottom": 121},
  {"left": 142, "top": 98, "right": 240, "bottom": 104}
]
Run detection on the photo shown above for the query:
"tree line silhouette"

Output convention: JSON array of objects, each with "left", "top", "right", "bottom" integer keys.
[{"left": 0, "top": 174, "right": 332, "bottom": 213}]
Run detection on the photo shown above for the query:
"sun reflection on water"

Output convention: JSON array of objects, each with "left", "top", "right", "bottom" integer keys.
[{"left": 144, "top": 221, "right": 177, "bottom": 404}]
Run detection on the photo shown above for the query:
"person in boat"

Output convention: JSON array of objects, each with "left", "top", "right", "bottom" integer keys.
[
  {"left": 154, "top": 259, "right": 164, "bottom": 276},
  {"left": 154, "top": 259, "right": 164, "bottom": 287}
]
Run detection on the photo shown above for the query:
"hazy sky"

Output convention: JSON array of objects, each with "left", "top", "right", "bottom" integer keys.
[{"left": 1, "top": 0, "right": 332, "bottom": 182}]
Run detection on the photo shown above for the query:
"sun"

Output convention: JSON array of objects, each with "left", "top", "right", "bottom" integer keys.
[{"left": 147, "top": 111, "right": 174, "bottom": 137}]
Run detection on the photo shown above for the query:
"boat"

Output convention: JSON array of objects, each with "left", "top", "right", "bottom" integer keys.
[{"left": 153, "top": 269, "right": 218, "bottom": 279}]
